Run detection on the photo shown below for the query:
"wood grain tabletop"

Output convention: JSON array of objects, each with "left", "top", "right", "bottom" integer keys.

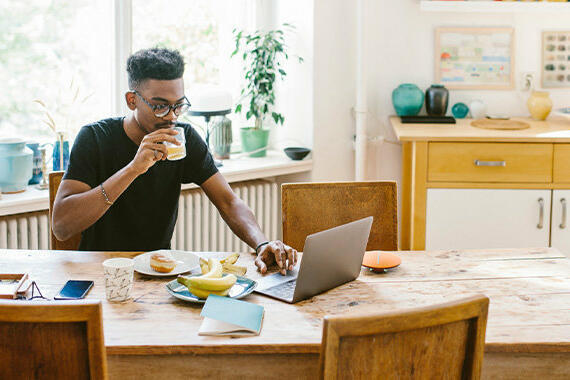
[{"left": 1, "top": 247, "right": 569, "bottom": 356}]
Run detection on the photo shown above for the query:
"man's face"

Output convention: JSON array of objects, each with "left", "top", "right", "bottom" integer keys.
[{"left": 132, "top": 78, "right": 185, "bottom": 134}]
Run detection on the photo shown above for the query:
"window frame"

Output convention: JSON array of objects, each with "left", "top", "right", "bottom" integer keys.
[{"left": 111, "top": 0, "right": 261, "bottom": 117}]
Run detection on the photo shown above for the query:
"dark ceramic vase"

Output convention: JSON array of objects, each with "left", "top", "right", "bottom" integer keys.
[{"left": 425, "top": 84, "right": 449, "bottom": 116}]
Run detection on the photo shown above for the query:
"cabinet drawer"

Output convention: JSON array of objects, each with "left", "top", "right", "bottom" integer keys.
[
  {"left": 428, "top": 143, "right": 553, "bottom": 183},
  {"left": 554, "top": 144, "right": 570, "bottom": 183}
]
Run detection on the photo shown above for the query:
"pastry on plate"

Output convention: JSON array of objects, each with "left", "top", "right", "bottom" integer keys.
[{"left": 150, "top": 251, "right": 176, "bottom": 273}]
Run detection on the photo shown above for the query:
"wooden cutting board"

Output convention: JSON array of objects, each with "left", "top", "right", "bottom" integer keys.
[{"left": 471, "top": 119, "right": 530, "bottom": 130}]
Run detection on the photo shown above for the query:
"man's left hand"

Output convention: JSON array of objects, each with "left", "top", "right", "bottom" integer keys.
[{"left": 254, "top": 240, "right": 298, "bottom": 275}]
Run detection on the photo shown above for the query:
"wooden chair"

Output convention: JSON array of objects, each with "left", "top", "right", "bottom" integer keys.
[
  {"left": 49, "top": 171, "right": 81, "bottom": 250},
  {"left": 282, "top": 181, "right": 398, "bottom": 252},
  {"left": 319, "top": 294, "right": 489, "bottom": 380},
  {"left": 0, "top": 300, "right": 107, "bottom": 380}
]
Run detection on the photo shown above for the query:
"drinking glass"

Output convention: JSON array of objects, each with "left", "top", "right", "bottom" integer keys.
[{"left": 165, "top": 126, "right": 186, "bottom": 161}]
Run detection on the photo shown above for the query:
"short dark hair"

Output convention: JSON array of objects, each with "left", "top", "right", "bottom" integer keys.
[{"left": 126, "top": 47, "right": 185, "bottom": 90}]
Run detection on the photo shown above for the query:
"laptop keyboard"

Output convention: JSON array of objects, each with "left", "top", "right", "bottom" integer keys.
[{"left": 263, "top": 280, "right": 297, "bottom": 299}]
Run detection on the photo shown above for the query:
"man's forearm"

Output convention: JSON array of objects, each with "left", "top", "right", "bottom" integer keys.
[
  {"left": 52, "top": 164, "right": 140, "bottom": 240},
  {"left": 218, "top": 198, "right": 267, "bottom": 251}
]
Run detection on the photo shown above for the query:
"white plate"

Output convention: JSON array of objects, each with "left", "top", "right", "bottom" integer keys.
[{"left": 133, "top": 250, "right": 200, "bottom": 277}]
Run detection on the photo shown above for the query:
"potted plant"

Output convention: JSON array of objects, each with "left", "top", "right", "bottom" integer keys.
[{"left": 232, "top": 24, "right": 303, "bottom": 157}]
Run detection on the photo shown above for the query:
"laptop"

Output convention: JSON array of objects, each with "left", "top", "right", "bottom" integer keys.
[{"left": 255, "top": 216, "right": 373, "bottom": 303}]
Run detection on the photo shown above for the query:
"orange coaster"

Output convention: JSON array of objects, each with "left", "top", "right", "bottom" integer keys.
[{"left": 362, "top": 251, "right": 401, "bottom": 272}]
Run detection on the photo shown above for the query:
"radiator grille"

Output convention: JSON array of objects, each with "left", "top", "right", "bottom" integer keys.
[
  {"left": 171, "top": 180, "right": 279, "bottom": 251},
  {"left": 0, "top": 179, "right": 279, "bottom": 251},
  {"left": 0, "top": 211, "right": 50, "bottom": 250}
]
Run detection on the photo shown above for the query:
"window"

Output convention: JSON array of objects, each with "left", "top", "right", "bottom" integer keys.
[
  {"left": 1, "top": 0, "right": 253, "bottom": 144},
  {"left": 132, "top": 0, "right": 253, "bottom": 140},
  {"left": 0, "top": 0, "right": 113, "bottom": 143}
]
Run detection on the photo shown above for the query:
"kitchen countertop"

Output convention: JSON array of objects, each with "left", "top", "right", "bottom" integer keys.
[{"left": 390, "top": 116, "right": 570, "bottom": 142}]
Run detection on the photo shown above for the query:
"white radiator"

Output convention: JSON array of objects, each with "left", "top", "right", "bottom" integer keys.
[
  {"left": 0, "top": 212, "right": 50, "bottom": 250},
  {"left": 0, "top": 179, "right": 279, "bottom": 252},
  {"left": 171, "top": 180, "right": 279, "bottom": 252}
]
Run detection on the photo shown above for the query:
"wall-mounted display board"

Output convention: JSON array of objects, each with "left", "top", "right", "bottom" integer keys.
[
  {"left": 542, "top": 30, "right": 570, "bottom": 88},
  {"left": 435, "top": 27, "right": 515, "bottom": 90}
]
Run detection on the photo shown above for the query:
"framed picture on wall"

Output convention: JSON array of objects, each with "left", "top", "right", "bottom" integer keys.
[
  {"left": 435, "top": 27, "right": 515, "bottom": 90},
  {"left": 542, "top": 30, "right": 570, "bottom": 88}
]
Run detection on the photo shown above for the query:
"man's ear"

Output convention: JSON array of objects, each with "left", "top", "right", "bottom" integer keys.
[{"left": 125, "top": 91, "right": 136, "bottom": 110}]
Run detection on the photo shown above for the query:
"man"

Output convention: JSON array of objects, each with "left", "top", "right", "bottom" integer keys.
[{"left": 52, "top": 47, "right": 295, "bottom": 275}]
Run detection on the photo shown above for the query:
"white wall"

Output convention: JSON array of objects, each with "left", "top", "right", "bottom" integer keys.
[
  {"left": 366, "top": 0, "right": 570, "bottom": 184},
  {"left": 272, "top": 0, "right": 314, "bottom": 153},
  {"left": 279, "top": 0, "right": 570, "bottom": 185}
]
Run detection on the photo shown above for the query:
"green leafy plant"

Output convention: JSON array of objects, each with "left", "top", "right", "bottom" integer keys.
[{"left": 231, "top": 23, "right": 303, "bottom": 130}]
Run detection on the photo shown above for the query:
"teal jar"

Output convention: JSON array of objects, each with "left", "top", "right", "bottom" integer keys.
[
  {"left": 451, "top": 102, "right": 469, "bottom": 119},
  {"left": 0, "top": 138, "right": 33, "bottom": 193},
  {"left": 392, "top": 83, "right": 424, "bottom": 116}
]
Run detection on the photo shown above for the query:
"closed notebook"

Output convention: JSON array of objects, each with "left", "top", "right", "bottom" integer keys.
[{"left": 199, "top": 294, "right": 264, "bottom": 336}]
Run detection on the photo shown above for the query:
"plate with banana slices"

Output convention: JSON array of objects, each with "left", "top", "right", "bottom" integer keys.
[
  {"left": 166, "top": 256, "right": 257, "bottom": 303},
  {"left": 166, "top": 275, "right": 257, "bottom": 303}
]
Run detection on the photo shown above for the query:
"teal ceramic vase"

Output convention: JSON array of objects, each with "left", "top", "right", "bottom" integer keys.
[
  {"left": 240, "top": 128, "right": 270, "bottom": 157},
  {"left": 0, "top": 138, "right": 33, "bottom": 193},
  {"left": 451, "top": 102, "right": 469, "bottom": 119},
  {"left": 392, "top": 84, "right": 424, "bottom": 116}
]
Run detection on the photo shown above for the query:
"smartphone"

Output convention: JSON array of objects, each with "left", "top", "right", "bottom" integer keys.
[{"left": 54, "top": 280, "right": 94, "bottom": 300}]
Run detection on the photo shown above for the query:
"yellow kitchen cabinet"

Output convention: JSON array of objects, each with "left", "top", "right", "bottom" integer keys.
[{"left": 392, "top": 116, "right": 570, "bottom": 255}]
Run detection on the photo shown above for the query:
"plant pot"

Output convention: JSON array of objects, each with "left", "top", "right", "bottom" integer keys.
[
  {"left": 392, "top": 83, "right": 424, "bottom": 116},
  {"left": 0, "top": 138, "right": 33, "bottom": 193},
  {"left": 240, "top": 128, "right": 270, "bottom": 157},
  {"left": 425, "top": 84, "right": 449, "bottom": 116},
  {"left": 527, "top": 91, "right": 552, "bottom": 121}
]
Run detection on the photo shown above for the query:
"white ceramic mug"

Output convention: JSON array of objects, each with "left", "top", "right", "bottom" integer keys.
[{"left": 102, "top": 258, "right": 134, "bottom": 302}]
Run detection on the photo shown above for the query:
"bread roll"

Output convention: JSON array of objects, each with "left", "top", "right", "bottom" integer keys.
[{"left": 150, "top": 252, "right": 176, "bottom": 273}]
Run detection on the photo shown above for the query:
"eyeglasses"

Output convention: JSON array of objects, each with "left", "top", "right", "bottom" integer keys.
[
  {"left": 133, "top": 90, "right": 191, "bottom": 118},
  {"left": 15, "top": 281, "right": 49, "bottom": 301}
]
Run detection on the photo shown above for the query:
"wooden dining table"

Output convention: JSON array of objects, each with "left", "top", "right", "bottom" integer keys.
[{"left": 1, "top": 247, "right": 569, "bottom": 379}]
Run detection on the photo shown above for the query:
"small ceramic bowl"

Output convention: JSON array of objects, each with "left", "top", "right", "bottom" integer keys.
[
  {"left": 284, "top": 147, "right": 311, "bottom": 160},
  {"left": 554, "top": 107, "right": 570, "bottom": 121}
]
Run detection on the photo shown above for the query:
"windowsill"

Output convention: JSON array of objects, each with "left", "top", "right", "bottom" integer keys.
[{"left": 0, "top": 150, "right": 312, "bottom": 216}]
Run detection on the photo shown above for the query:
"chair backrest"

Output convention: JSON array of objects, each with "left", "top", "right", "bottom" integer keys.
[
  {"left": 0, "top": 300, "right": 107, "bottom": 380},
  {"left": 319, "top": 294, "right": 489, "bottom": 380},
  {"left": 49, "top": 171, "right": 81, "bottom": 250},
  {"left": 282, "top": 181, "right": 398, "bottom": 251}
]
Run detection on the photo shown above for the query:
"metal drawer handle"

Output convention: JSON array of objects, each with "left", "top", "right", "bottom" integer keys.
[
  {"left": 474, "top": 159, "right": 506, "bottom": 167},
  {"left": 537, "top": 198, "right": 544, "bottom": 229},
  {"left": 560, "top": 198, "right": 567, "bottom": 229}
]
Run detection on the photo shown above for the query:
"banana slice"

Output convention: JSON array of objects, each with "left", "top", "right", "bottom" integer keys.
[{"left": 187, "top": 274, "right": 237, "bottom": 291}]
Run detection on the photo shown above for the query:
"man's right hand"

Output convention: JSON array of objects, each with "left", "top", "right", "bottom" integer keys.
[{"left": 129, "top": 128, "right": 181, "bottom": 175}]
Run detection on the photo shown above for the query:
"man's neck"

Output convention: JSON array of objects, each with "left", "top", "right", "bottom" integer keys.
[{"left": 123, "top": 114, "right": 146, "bottom": 146}]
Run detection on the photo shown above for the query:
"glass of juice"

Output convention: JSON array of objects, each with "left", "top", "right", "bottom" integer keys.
[{"left": 166, "top": 126, "right": 186, "bottom": 161}]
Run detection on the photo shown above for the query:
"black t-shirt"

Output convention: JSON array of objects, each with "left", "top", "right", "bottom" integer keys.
[{"left": 64, "top": 117, "right": 218, "bottom": 251}]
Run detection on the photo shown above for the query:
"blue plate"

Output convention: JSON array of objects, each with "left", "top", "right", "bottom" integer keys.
[{"left": 166, "top": 274, "right": 257, "bottom": 303}]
